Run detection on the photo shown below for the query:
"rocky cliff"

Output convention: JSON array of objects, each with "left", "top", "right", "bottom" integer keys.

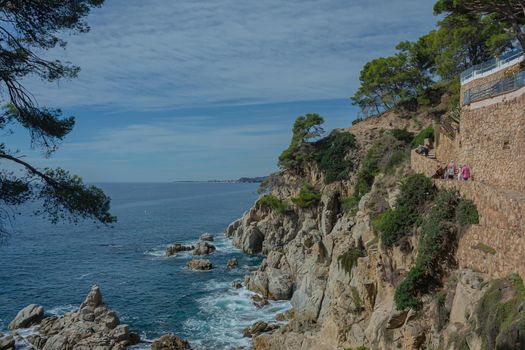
[{"left": 225, "top": 111, "right": 525, "bottom": 350}]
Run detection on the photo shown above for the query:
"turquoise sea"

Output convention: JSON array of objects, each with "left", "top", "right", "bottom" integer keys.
[{"left": 0, "top": 182, "right": 289, "bottom": 349}]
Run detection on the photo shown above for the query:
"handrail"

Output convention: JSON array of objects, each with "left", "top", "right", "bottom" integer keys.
[
  {"left": 440, "top": 114, "right": 458, "bottom": 140},
  {"left": 460, "top": 47, "right": 524, "bottom": 84},
  {"left": 464, "top": 68, "right": 525, "bottom": 105}
]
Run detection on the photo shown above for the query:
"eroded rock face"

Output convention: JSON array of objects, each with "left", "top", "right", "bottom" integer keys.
[
  {"left": 151, "top": 333, "right": 192, "bottom": 350},
  {"left": 8, "top": 304, "right": 44, "bottom": 330},
  {"left": 165, "top": 244, "right": 194, "bottom": 257},
  {"left": 0, "top": 335, "right": 15, "bottom": 350},
  {"left": 192, "top": 241, "right": 216, "bottom": 256},
  {"left": 186, "top": 259, "right": 212, "bottom": 270}
]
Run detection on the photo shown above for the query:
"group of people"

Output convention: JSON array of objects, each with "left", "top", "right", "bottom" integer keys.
[{"left": 443, "top": 160, "right": 471, "bottom": 181}]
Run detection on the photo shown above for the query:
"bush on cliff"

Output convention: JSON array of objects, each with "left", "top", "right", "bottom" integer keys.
[
  {"left": 375, "top": 174, "right": 435, "bottom": 248},
  {"left": 256, "top": 195, "right": 289, "bottom": 214},
  {"left": 394, "top": 189, "right": 479, "bottom": 310},
  {"left": 292, "top": 183, "right": 321, "bottom": 208},
  {"left": 473, "top": 274, "right": 525, "bottom": 350},
  {"left": 410, "top": 127, "right": 434, "bottom": 149},
  {"left": 313, "top": 132, "right": 357, "bottom": 184},
  {"left": 390, "top": 128, "right": 414, "bottom": 144},
  {"left": 338, "top": 238, "right": 366, "bottom": 276},
  {"left": 456, "top": 199, "right": 479, "bottom": 227}
]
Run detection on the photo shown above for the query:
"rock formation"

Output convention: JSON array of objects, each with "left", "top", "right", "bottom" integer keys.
[
  {"left": 226, "top": 257, "right": 238, "bottom": 268},
  {"left": 192, "top": 241, "right": 216, "bottom": 255},
  {"left": 186, "top": 259, "right": 212, "bottom": 270},
  {"left": 165, "top": 244, "right": 194, "bottom": 256},
  {"left": 150, "top": 333, "right": 192, "bottom": 350},
  {"left": 223, "top": 110, "right": 521, "bottom": 349},
  {"left": 7, "top": 285, "right": 141, "bottom": 350},
  {"left": 199, "top": 233, "right": 214, "bottom": 242}
]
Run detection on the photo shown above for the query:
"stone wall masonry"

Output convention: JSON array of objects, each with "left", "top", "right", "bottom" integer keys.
[
  {"left": 435, "top": 132, "right": 459, "bottom": 164},
  {"left": 459, "top": 92, "right": 525, "bottom": 194},
  {"left": 410, "top": 150, "right": 442, "bottom": 178},
  {"left": 435, "top": 180, "right": 525, "bottom": 280},
  {"left": 457, "top": 225, "right": 525, "bottom": 280}
]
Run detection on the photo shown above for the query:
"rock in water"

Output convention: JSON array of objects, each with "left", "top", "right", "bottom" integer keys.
[
  {"left": 165, "top": 244, "right": 194, "bottom": 257},
  {"left": 0, "top": 335, "right": 15, "bottom": 350},
  {"left": 151, "top": 333, "right": 192, "bottom": 350},
  {"left": 32, "top": 285, "right": 140, "bottom": 349},
  {"left": 186, "top": 259, "right": 212, "bottom": 270},
  {"left": 192, "top": 241, "right": 216, "bottom": 255},
  {"left": 199, "top": 233, "right": 214, "bottom": 242},
  {"left": 8, "top": 304, "right": 44, "bottom": 329},
  {"left": 226, "top": 258, "right": 239, "bottom": 268}
]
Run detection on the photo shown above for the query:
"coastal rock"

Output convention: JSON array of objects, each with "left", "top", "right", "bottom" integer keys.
[
  {"left": 226, "top": 258, "right": 239, "bottom": 268},
  {"left": 243, "top": 321, "right": 278, "bottom": 338},
  {"left": 199, "top": 233, "right": 214, "bottom": 242},
  {"left": 151, "top": 333, "right": 192, "bottom": 350},
  {"left": 165, "top": 244, "right": 193, "bottom": 257},
  {"left": 192, "top": 242, "right": 216, "bottom": 256},
  {"left": 186, "top": 259, "right": 212, "bottom": 270},
  {"left": 0, "top": 335, "right": 15, "bottom": 350},
  {"left": 27, "top": 334, "right": 47, "bottom": 349},
  {"left": 231, "top": 280, "right": 243, "bottom": 289},
  {"left": 17, "top": 285, "right": 142, "bottom": 350},
  {"left": 8, "top": 304, "right": 44, "bottom": 329}
]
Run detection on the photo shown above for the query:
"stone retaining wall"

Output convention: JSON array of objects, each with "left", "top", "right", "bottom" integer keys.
[
  {"left": 410, "top": 150, "right": 442, "bottom": 178},
  {"left": 460, "top": 92, "right": 525, "bottom": 194},
  {"left": 457, "top": 225, "right": 525, "bottom": 279},
  {"left": 434, "top": 180, "right": 525, "bottom": 280}
]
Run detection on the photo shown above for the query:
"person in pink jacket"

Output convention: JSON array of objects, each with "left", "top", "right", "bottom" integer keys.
[{"left": 461, "top": 164, "right": 470, "bottom": 181}]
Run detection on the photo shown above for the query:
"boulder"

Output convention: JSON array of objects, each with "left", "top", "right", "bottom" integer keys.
[
  {"left": 192, "top": 242, "right": 216, "bottom": 256},
  {"left": 165, "top": 244, "right": 193, "bottom": 257},
  {"left": 231, "top": 280, "right": 243, "bottom": 289},
  {"left": 242, "top": 321, "right": 279, "bottom": 338},
  {"left": 226, "top": 258, "right": 239, "bottom": 268},
  {"left": 199, "top": 233, "right": 214, "bottom": 242},
  {"left": 8, "top": 304, "right": 44, "bottom": 330},
  {"left": 151, "top": 333, "right": 192, "bottom": 350},
  {"left": 0, "top": 335, "right": 15, "bottom": 350},
  {"left": 186, "top": 259, "right": 212, "bottom": 270}
]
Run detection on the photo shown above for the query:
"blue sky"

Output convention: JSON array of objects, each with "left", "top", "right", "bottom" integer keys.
[{"left": 8, "top": 0, "right": 437, "bottom": 182}]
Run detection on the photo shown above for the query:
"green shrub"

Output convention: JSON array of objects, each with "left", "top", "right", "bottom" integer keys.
[
  {"left": 341, "top": 196, "right": 360, "bottom": 215},
  {"left": 475, "top": 275, "right": 525, "bottom": 350},
  {"left": 394, "top": 189, "right": 478, "bottom": 310},
  {"left": 256, "top": 195, "right": 289, "bottom": 214},
  {"left": 385, "top": 148, "right": 410, "bottom": 174},
  {"left": 410, "top": 127, "right": 434, "bottom": 149},
  {"left": 436, "top": 292, "right": 449, "bottom": 331},
  {"left": 396, "top": 174, "right": 436, "bottom": 211},
  {"left": 313, "top": 132, "right": 357, "bottom": 183},
  {"left": 456, "top": 199, "right": 479, "bottom": 227},
  {"left": 338, "top": 239, "right": 366, "bottom": 275},
  {"left": 350, "top": 286, "right": 364, "bottom": 314},
  {"left": 390, "top": 128, "right": 414, "bottom": 144},
  {"left": 472, "top": 242, "right": 496, "bottom": 255},
  {"left": 292, "top": 183, "right": 321, "bottom": 208},
  {"left": 374, "top": 207, "right": 414, "bottom": 247}
]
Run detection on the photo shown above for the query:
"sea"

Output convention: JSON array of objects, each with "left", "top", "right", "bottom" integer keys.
[{"left": 0, "top": 182, "right": 290, "bottom": 349}]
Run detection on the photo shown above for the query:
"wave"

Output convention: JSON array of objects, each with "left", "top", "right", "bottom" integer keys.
[{"left": 182, "top": 285, "right": 291, "bottom": 350}]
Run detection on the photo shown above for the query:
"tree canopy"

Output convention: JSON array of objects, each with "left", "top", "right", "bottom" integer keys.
[
  {"left": 278, "top": 114, "right": 324, "bottom": 171},
  {"left": 434, "top": 0, "right": 525, "bottom": 51},
  {"left": 0, "top": 1, "right": 115, "bottom": 237},
  {"left": 352, "top": 0, "right": 514, "bottom": 115}
]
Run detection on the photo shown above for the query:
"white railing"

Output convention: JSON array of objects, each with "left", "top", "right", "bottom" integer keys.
[{"left": 460, "top": 47, "right": 524, "bottom": 85}]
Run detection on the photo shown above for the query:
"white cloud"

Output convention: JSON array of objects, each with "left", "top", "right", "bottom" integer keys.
[{"left": 25, "top": 0, "right": 436, "bottom": 110}]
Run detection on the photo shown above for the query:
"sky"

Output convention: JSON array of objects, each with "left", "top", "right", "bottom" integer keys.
[{"left": 6, "top": 0, "right": 437, "bottom": 182}]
